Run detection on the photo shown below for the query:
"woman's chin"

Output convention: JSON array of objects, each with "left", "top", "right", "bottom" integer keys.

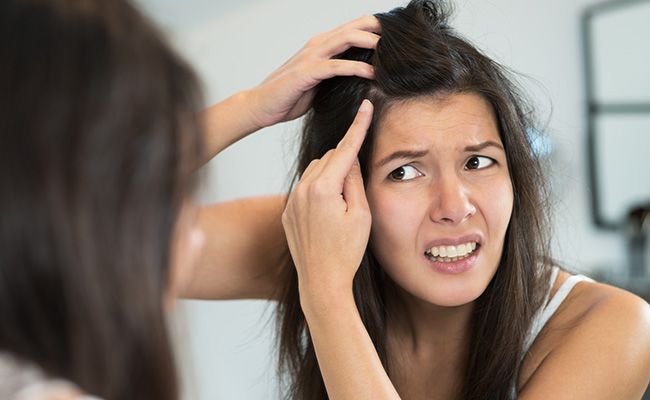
[
  {"left": 402, "top": 276, "right": 491, "bottom": 308},
  {"left": 428, "top": 288, "right": 484, "bottom": 307}
]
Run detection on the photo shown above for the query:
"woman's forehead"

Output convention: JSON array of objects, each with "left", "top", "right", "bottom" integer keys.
[{"left": 372, "top": 93, "right": 501, "bottom": 151}]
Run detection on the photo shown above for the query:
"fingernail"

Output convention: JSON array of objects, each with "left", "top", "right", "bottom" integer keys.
[{"left": 359, "top": 99, "right": 372, "bottom": 113}]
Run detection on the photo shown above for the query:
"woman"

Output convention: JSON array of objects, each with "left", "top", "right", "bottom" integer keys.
[
  {"left": 0, "top": 0, "right": 377, "bottom": 398},
  {"left": 281, "top": 1, "right": 650, "bottom": 399}
]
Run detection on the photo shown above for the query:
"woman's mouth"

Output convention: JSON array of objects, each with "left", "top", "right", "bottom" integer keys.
[{"left": 424, "top": 242, "right": 480, "bottom": 263}]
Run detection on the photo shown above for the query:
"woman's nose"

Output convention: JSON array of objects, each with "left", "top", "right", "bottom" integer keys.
[{"left": 428, "top": 175, "right": 476, "bottom": 225}]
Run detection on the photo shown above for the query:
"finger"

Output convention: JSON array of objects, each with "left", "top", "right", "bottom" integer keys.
[
  {"left": 342, "top": 159, "right": 369, "bottom": 212},
  {"left": 313, "top": 59, "right": 375, "bottom": 81},
  {"left": 321, "top": 99, "right": 373, "bottom": 183},
  {"left": 335, "top": 100, "right": 373, "bottom": 153},
  {"left": 316, "top": 30, "right": 380, "bottom": 58},
  {"left": 300, "top": 150, "right": 335, "bottom": 181},
  {"left": 334, "top": 15, "right": 381, "bottom": 35}
]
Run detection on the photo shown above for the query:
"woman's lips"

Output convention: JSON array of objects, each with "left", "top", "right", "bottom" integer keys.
[{"left": 423, "top": 244, "right": 481, "bottom": 275}]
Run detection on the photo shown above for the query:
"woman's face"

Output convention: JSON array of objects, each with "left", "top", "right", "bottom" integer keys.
[{"left": 365, "top": 93, "right": 513, "bottom": 307}]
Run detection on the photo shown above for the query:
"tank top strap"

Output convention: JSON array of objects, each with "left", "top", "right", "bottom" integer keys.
[
  {"left": 512, "top": 268, "right": 595, "bottom": 398},
  {"left": 523, "top": 267, "right": 594, "bottom": 356}
]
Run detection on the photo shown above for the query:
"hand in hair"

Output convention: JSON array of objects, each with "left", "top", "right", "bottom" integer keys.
[
  {"left": 247, "top": 16, "right": 380, "bottom": 128},
  {"left": 282, "top": 100, "right": 373, "bottom": 301},
  {"left": 199, "top": 15, "right": 379, "bottom": 164}
]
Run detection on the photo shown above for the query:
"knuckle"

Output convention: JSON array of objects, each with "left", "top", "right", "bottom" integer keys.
[
  {"left": 329, "top": 59, "right": 343, "bottom": 74},
  {"left": 337, "top": 30, "right": 355, "bottom": 46},
  {"left": 331, "top": 59, "right": 352, "bottom": 75},
  {"left": 306, "top": 33, "right": 324, "bottom": 48},
  {"left": 348, "top": 29, "right": 362, "bottom": 44},
  {"left": 291, "top": 179, "right": 308, "bottom": 197},
  {"left": 306, "top": 158, "right": 319, "bottom": 169},
  {"left": 352, "top": 15, "right": 370, "bottom": 27},
  {"left": 309, "top": 179, "right": 332, "bottom": 198},
  {"left": 362, "top": 15, "right": 378, "bottom": 25},
  {"left": 294, "top": 182, "right": 309, "bottom": 199},
  {"left": 302, "top": 159, "right": 320, "bottom": 176},
  {"left": 321, "top": 149, "right": 335, "bottom": 161}
]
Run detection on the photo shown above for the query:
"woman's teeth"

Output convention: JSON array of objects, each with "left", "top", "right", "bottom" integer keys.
[{"left": 425, "top": 242, "right": 478, "bottom": 262}]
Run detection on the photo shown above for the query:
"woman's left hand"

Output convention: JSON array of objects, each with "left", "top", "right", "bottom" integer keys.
[
  {"left": 281, "top": 102, "right": 401, "bottom": 400},
  {"left": 244, "top": 16, "right": 380, "bottom": 129},
  {"left": 282, "top": 100, "right": 373, "bottom": 300}
]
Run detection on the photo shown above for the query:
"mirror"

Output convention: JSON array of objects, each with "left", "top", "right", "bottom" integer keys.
[
  {"left": 582, "top": 0, "right": 650, "bottom": 297},
  {"left": 583, "top": 0, "right": 650, "bottom": 229}
]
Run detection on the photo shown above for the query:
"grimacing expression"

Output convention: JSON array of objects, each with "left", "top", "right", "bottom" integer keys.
[{"left": 365, "top": 93, "right": 514, "bottom": 307}]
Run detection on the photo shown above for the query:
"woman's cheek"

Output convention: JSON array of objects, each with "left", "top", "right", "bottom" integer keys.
[{"left": 475, "top": 175, "right": 514, "bottom": 233}]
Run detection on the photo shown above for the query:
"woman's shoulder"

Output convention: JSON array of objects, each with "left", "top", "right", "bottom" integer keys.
[
  {"left": 551, "top": 269, "right": 650, "bottom": 335},
  {"left": 518, "top": 269, "right": 650, "bottom": 397}
]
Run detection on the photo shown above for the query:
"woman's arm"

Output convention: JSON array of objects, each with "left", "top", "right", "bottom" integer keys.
[
  {"left": 181, "top": 16, "right": 381, "bottom": 300},
  {"left": 282, "top": 100, "right": 400, "bottom": 399},
  {"left": 179, "top": 195, "right": 288, "bottom": 300},
  {"left": 300, "top": 291, "right": 400, "bottom": 400}
]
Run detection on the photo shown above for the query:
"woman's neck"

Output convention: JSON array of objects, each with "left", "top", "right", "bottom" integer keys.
[
  {"left": 385, "top": 279, "right": 474, "bottom": 358},
  {"left": 384, "top": 280, "right": 473, "bottom": 398}
]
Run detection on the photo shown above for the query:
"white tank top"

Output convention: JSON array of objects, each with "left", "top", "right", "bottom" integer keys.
[{"left": 512, "top": 267, "right": 595, "bottom": 398}]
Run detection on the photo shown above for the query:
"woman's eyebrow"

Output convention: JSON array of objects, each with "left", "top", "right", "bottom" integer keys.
[
  {"left": 375, "top": 149, "right": 429, "bottom": 168},
  {"left": 464, "top": 140, "right": 504, "bottom": 152},
  {"left": 374, "top": 140, "right": 503, "bottom": 168}
]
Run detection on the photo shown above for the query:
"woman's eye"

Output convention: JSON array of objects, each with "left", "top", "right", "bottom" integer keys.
[
  {"left": 465, "top": 156, "right": 495, "bottom": 170},
  {"left": 389, "top": 165, "right": 421, "bottom": 181}
]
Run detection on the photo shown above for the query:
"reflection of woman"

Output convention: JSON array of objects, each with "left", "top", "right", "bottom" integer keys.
[
  {"left": 0, "top": 1, "right": 202, "bottom": 398},
  {"left": 281, "top": 1, "right": 650, "bottom": 399},
  {"left": 0, "top": 0, "right": 376, "bottom": 398}
]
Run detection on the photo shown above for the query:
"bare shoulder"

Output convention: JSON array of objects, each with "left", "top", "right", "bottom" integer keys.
[
  {"left": 563, "top": 273, "right": 650, "bottom": 324},
  {"left": 519, "top": 271, "right": 650, "bottom": 399},
  {"left": 554, "top": 274, "right": 650, "bottom": 344}
]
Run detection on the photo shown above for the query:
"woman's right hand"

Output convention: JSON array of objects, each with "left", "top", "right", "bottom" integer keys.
[
  {"left": 281, "top": 100, "right": 373, "bottom": 302},
  {"left": 244, "top": 16, "right": 380, "bottom": 130},
  {"left": 200, "top": 16, "right": 380, "bottom": 163}
]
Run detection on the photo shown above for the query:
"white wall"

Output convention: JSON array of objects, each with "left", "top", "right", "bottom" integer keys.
[{"left": 136, "top": 1, "right": 639, "bottom": 398}]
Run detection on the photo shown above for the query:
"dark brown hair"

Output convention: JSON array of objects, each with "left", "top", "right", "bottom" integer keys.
[
  {"left": 277, "top": 1, "right": 553, "bottom": 398},
  {"left": 0, "top": 0, "right": 202, "bottom": 399}
]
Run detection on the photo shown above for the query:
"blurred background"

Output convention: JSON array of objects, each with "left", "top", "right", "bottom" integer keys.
[{"left": 135, "top": 0, "right": 650, "bottom": 398}]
